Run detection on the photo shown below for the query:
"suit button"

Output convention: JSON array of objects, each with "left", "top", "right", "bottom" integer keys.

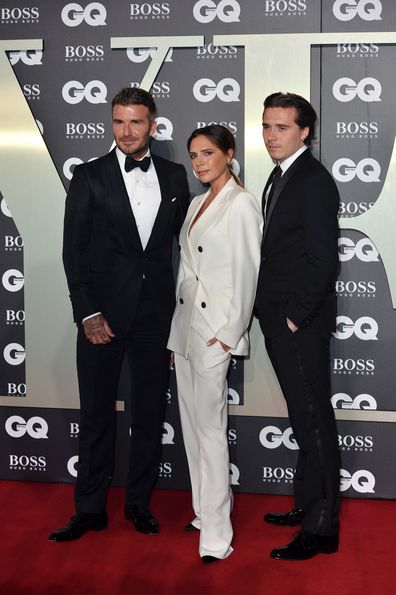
[
  {"left": 179, "top": 298, "right": 184, "bottom": 304},
  {"left": 198, "top": 246, "right": 203, "bottom": 252},
  {"left": 196, "top": 276, "right": 198, "bottom": 281},
  {"left": 261, "top": 256, "right": 267, "bottom": 262},
  {"left": 201, "top": 302, "right": 206, "bottom": 308}
]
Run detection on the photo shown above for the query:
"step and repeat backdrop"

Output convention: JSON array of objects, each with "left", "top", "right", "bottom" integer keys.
[{"left": 1, "top": 0, "right": 396, "bottom": 500}]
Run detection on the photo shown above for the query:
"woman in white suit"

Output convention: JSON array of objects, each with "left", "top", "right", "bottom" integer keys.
[{"left": 168, "top": 124, "right": 263, "bottom": 564}]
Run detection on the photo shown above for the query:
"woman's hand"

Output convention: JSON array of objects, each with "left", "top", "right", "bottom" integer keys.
[{"left": 207, "top": 337, "right": 231, "bottom": 352}]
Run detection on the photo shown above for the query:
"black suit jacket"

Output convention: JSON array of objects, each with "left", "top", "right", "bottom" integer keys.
[
  {"left": 255, "top": 149, "right": 339, "bottom": 338},
  {"left": 63, "top": 148, "right": 189, "bottom": 335}
]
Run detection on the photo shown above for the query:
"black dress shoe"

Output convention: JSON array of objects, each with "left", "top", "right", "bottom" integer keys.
[
  {"left": 202, "top": 555, "right": 221, "bottom": 564},
  {"left": 48, "top": 513, "right": 108, "bottom": 542},
  {"left": 124, "top": 505, "right": 159, "bottom": 535},
  {"left": 264, "top": 507, "right": 304, "bottom": 527},
  {"left": 270, "top": 530, "right": 339, "bottom": 560},
  {"left": 184, "top": 522, "right": 200, "bottom": 532}
]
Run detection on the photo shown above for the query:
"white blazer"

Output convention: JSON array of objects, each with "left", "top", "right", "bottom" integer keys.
[{"left": 168, "top": 177, "right": 263, "bottom": 358}]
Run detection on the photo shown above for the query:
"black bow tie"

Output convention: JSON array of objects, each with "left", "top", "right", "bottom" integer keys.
[{"left": 125, "top": 155, "right": 151, "bottom": 173}]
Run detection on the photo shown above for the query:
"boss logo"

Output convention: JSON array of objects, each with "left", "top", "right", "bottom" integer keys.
[
  {"left": 62, "top": 80, "right": 107, "bottom": 104},
  {"left": 338, "top": 202, "right": 375, "bottom": 217},
  {"left": 5, "top": 415, "right": 48, "bottom": 439},
  {"left": 338, "top": 237, "right": 379, "bottom": 262},
  {"left": 131, "top": 81, "right": 170, "bottom": 97},
  {"left": 63, "top": 157, "right": 97, "bottom": 180},
  {"left": 65, "top": 44, "right": 104, "bottom": 61},
  {"left": 66, "top": 122, "right": 105, "bottom": 139},
  {"left": 227, "top": 387, "right": 240, "bottom": 405},
  {"left": 2, "top": 269, "right": 24, "bottom": 292},
  {"left": 333, "top": 357, "right": 375, "bottom": 375},
  {"left": 262, "top": 466, "right": 295, "bottom": 482},
  {"left": 228, "top": 428, "right": 237, "bottom": 444},
  {"left": 1, "top": 197, "right": 12, "bottom": 217},
  {"left": 196, "top": 44, "right": 238, "bottom": 59},
  {"left": 332, "top": 77, "right": 381, "bottom": 102},
  {"left": 7, "top": 383, "right": 27, "bottom": 395},
  {"left": 158, "top": 461, "right": 172, "bottom": 477},
  {"left": 23, "top": 83, "right": 40, "bottom": 100},
  {"left": 153, "top": 117, "right": 173, "bottom": 141},
  {"left": 259, "top": 426, "right": 299, "bottom": 450},
  {"left": 9, "top": 454, "right": 46, "bottom": 470},
  {"left": 0, "top": 7, "right": 39, "bottom": 22},
  {"left": 338, "top": 434, "right": 374, "bottom": 451},
  {"left": 8, "top": 50, "right": 42, "bottom": 66},
  {"left": 70, "top": 422, "right": 79, "bottom": 437},
  {"left": 197, "top": 121, "right": 237, "bottom": 135},
  {"left": 333, "top": 315, "right": 378, "bottom": 341},
  {"left": 130, "top": 2, "right": 170, "bottom": 18},
  {"left": 333, "top": 0, "right": 382, "bottom": 21},
  {"left": 340, "top": 469, "right": 375, "bottom": 493},
  {"left": 3, "top": 343, "right": 26, "bottom": 366},
  {"left": 61, "top": 3, "right": 107, "bottom": 27},
  {"left": 193, "top": 78, "right": 240, "bottom": 103},
  {"left": 332, "top": 392, "right": 377, "bottom": 410},
  {"left": 67, "top": 455, "right": 79, "bottom": 477},
  {"left": 336, "top": 43, "right": 379, "bottom": 56},
  {"left": 264, "top": 0, "right": 307, "bottom": 13},
  {"left": 6, "top": 310, "right": 25, "bottom": 325},
  {"left": 193, "top": 0, "right": 240, "bottom": 23},
  {"left": 332, "top": 158, "right": 380, "bottom": 183},
  {"left": 229, "top": 463, "right": 240, "bottom": 485},
  {"left": 336, "top": 121, "right": 378, "bottom": 138},
  {"left": 335, "top": 280, "right": 376, "bottom": 295},
  {"left": 161, "top": 422, "right": 175, "bottom": 445},
  {"left": 4, "top": 235, "right": 24, "bottom": 250},
  {"left": 126, "top": 48, "right": 173, "bottom": 63}
]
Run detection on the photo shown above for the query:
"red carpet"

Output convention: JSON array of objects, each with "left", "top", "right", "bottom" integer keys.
[{"left": 0, "top": 480, "right": 393, "bottom": 595}]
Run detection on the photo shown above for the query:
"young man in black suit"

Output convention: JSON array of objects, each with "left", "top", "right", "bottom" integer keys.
[
  {"left": 256, "top": 92, "right": 341, "bottom": 560},
  {"left": 49, "top": 87, "right": 189, "bottom": 541}
]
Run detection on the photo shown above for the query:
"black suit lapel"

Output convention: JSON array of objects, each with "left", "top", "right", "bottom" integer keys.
[
  {"left": 145, "top": 154, "right": 173, "bottom": 251},
  {"left": 263, "top": 149, "right": 312, "bottom": 239}
]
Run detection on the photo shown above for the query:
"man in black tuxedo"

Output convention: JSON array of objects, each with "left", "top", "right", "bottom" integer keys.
[
  {"left": 255, "top": 92, "right": 340, "bottom": 560},
  {"left": 49, "top": 87, "right": 189, "bottom": 541}
]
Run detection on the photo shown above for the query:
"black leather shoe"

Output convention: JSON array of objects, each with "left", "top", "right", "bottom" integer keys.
[
  {"left": 264, "top": 507, "right": 304, "bottom": 527},
  {"left": 202, "top": 555, "right": 221, "bottom": 564},
  {"left": 48, "top": 513, "right": 108, "bottom": 542},
  {"left": 270, "top": 530, "right": 339, "bottom": 560},
  {"left": 184, "top": 522, "right": 200, "bottom": 532},
  {"left": 124, "top": 505, "right": 159, "bottom": 535}
]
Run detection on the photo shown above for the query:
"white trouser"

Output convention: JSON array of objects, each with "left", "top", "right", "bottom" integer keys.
[{"left": 174, "top": 327, "right": 233, "bottom": 559}]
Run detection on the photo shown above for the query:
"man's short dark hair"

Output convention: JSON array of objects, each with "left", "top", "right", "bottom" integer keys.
[
  {"left": 263, "top": 92, "right": 317, "bottom": 147},
  {"left": 111, "top": 87, "right": 157, "bottom": 120}
]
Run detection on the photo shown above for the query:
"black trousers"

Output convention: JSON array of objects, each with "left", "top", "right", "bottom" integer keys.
[
  {"left": 263, "top": 325, "right": 340, "bottom": 536},
  {"left": 74, "top": 285, "right": 170, "bottom": 514}
]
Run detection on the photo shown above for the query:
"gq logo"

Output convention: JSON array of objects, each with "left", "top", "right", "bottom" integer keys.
[
  {"left": 62, "top": 80, "right": 107, "bottom": 104},
  {"left": 8, "top": 50, "right": 43, "bottom": 66},
  {"left": 63, "top": 157, "right": 97, "bottom": 180},
  {"left": 2, "top": 269, "right": 24, "bottom": 292},
  {"left": 126, "top": 48, "right": 173, "bottom": 63},
  {"left": 1, "top": 197, "right": 12, "bottom": 217},
  {"left": 227, "top": 387, "right": 240, "bottom": 405},
  {"left": 3, "top": 343, "right": 26, "bottom": 365},
  {"left": 193, "top": 0, "right": 241, "bottom": 23},
  {"left": 61, "top": 2, "right": 107, "bottom": 26},
  {"left": 162, "top": 422, "right": 175, "bottom": 445},
  {"left": 153, "top": 117, "right": 173, "bottom": 141},
  {"left": 67, "top": 455, "right": 79, "bottom": 477},
  {"left": 332, "top": 158, "right": 380, "bottom": 183},
  {"left": 340, "top": 469, "right": 375, "bottom": 493},
  {"left": 338, "top": 237, "right": 379, "bottom": 262},
  {"left": 333, "top": 316, "right": 378, "bottom": 341},
  {"left": 331, "top": 393, "right": 377, "bottom": 410},
  {"left": 193, "top": 78, "right": 240, "bottom": 102},
  {"left": 332, "top": 77, "right": 381, "bottom": 102},
  {"left": 259, "top": 426, "right": 299, "bottom": 450},
  {"left": 333, "top": 0, "right": 382, "bottom": 21},
  {"left": 229, "top": 463, "right": 240, "bottom": 485},
  {"left": 5, "top": 415, "right": 48, "bottom": 439}
]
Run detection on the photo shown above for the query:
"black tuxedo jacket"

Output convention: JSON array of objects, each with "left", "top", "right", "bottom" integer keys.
[
  {"left": 63, "top": 149, "right": 189, "bottom": 335},
  {"left": 256, "top": 149, "right": 339, "bottom": 338}
]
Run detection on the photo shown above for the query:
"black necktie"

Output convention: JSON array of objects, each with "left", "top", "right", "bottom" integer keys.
[
  {"left": 266, "top": 165, "right": 282, "bottom": 215},
  {"left": 124, "top": 155, "right": 151, "bottom": 173}
]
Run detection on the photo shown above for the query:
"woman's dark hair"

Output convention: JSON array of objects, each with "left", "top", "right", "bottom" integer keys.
[
  {"left": 263, "top": 92, "right": 317, "bottom": 147},
  {"left": 111, "top": 86, "right": 157, "bottom": 120},
  {"left": 187, "top": 124, "right": 242, "bottom": 186}
]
